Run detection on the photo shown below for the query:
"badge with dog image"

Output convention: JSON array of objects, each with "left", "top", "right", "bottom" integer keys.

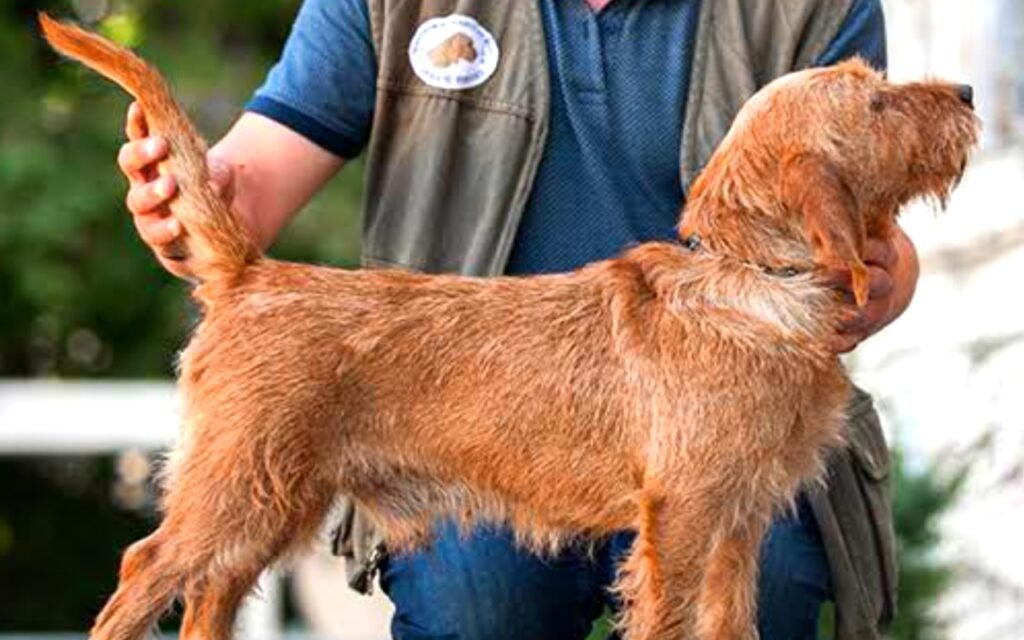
[{"left": 408, "top": 14, "right": 499, "bottom": 90}]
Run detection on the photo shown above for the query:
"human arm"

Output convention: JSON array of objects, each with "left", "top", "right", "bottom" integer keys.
[
  {"left": 119, "top": 106, "right": 344, "bottom": 277},
  {"left": 826, "top": 227, "right": 919, "bottom": 353}
]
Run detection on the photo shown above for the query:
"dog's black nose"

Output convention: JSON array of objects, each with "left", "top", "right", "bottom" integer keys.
[{"left": 957, "top": 84, "right": 974, "bottom": 108}]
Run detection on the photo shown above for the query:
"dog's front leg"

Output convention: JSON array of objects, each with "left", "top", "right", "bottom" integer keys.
[
  {"left": 614, "top": 486, "right": 716, "bottom": 640},
  {"left": 694, "top": 520, "right": 768, "bottom": 640}
]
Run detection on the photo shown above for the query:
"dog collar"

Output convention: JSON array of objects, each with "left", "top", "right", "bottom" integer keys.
[{"left": 680, "top": 233, "right": 801, "bottom": 278}]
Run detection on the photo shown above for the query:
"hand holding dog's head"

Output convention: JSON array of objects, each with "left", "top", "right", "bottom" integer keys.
[{"left": 681, "top": 58, "right": 980, "bottom": 306}]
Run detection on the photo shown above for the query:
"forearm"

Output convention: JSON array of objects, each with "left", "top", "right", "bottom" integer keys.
[
  {"left": 830, "top": 224, "right": 920, "bottom": 353},
  {"left": 884, "top": 225, "right": 919, "bottom": 324},
  {"left": 209, "top": 112, "right": 346, "bottom": 250}
]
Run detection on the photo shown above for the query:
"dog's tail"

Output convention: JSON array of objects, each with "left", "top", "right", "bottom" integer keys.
[{"left": 39, "top": 12, "right": 259, "bottom": 284}]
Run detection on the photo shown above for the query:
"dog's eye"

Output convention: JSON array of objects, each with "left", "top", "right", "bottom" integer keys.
[{"left": 870, "top": 94, "right": 886, "bottom": 113}]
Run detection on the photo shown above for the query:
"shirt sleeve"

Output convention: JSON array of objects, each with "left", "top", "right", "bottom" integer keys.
[
  {"left": 245, "top": 0, "right": 377, "bottom": 159},
  {"left": 815, "top": 0, "right": 888, "bottom": 71}
]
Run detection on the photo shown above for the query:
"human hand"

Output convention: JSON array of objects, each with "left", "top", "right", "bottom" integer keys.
[
  {"left": 824, "top": 227, "right": 920, "bottom": 354},
  {"left": 118, "top": 101, "right": 235, "bottom": 278}
]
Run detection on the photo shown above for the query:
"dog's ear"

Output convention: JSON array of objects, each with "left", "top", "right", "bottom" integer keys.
[{"left": 781, "top": 153, "right": 870, "bottom": 306}]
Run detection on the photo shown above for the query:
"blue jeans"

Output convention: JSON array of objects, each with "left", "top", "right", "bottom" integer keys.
[{"left": 380, "top": 496, "right": 832, "bottom": 640}]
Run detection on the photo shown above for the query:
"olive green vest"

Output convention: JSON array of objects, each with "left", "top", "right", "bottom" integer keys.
[{"left": 342, "top": 1, "right": 897, "bottom": 637}]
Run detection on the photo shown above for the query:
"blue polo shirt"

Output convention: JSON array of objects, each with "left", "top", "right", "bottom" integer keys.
[{"left": 247, "top": 0, "right": 886, "bottom": 275}]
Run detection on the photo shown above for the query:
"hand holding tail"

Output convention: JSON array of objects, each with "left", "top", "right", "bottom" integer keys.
[{"left": 39, "top": 12, "right": 258, "bottom": 283}]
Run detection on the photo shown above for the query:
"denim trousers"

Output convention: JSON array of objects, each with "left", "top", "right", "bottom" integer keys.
[{"left": 380, "top": 494, "right": 832, "bottom": 640}]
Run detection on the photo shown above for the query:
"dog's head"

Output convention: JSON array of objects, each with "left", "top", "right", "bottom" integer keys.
[
  {"left": 680, "top": 58, "right": 980, "bottom": 306},
  {"left": 428, "top": 33, "right": 478, "bottom": 68}
]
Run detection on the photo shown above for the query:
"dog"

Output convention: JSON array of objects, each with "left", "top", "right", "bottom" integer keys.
[
  {"left": 40, "top": 13, "right": 979, "bottom": 640},
  {"left": 428, "top": 33, "right": 478, "bottom": 68}
]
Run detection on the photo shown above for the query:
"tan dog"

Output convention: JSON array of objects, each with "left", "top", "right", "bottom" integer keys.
[
  {"left": 40, "top": 13, "right": 979, "bottom": 640},
  {"left": 428, "top": 33, "right": 478, "bottom": 68}
]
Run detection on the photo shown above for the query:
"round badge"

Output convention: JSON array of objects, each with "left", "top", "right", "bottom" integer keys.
[{"left": 408, "top": 14, "right": 499, "bottom": 90}]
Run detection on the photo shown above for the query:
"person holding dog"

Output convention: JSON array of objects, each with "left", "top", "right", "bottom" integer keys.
[{"left": 116, "top": 0, "right": 906, "bottom": 638}]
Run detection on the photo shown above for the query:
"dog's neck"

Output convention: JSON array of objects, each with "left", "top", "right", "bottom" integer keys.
[
  {"left": 623, "top": 243, "right": 839, "bottom": 351},
  {"left": 678, "top": 150, "right": 820, "bottom": 274},
  {"left": 678, "top": 232, "right": 804, "bottom": 279}
]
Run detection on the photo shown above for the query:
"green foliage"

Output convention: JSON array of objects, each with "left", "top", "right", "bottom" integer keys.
[
  {"left": 0, "top": 0, "right": 362, "bottom": 629},
  {"left": 0, "top": 0, "right": 363, "bottom": 380},
  {"left": 586, "top": 610, "right": 613, "bottom": 640},
  {"left": 888, "top": 448, "right": 968, "bottom": 640}
]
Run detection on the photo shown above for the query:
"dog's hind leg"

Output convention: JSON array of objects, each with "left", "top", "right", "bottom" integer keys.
[
  {"left": 91, "top": 409, "right": 339, "bottom": 639},
  {"left": 164, "top": 488, "right": 334, "bottom": 640},
  {"left": 163, "top": 445, "right": 337, "bottom": 640},
  {"left": 179, "top": 566, "right": 263, "bottom": 640},
  {"left": 90, "top": 534, "right": 181, "bottom": 640}
]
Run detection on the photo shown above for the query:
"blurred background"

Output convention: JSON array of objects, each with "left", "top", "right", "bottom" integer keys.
[{"left": 0, "top": 0, "right": 1021, "bottom": 638}]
